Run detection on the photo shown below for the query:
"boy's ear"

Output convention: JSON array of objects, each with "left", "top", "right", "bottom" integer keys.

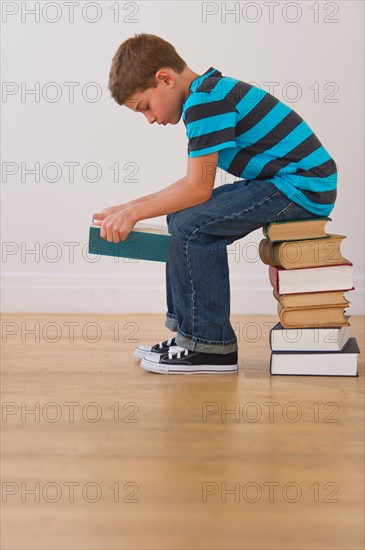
[{"left": 155, "top": 69, "right": 173, "bottom": 85}]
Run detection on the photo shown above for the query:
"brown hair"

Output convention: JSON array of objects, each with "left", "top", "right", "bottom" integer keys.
[{"left": 108, "top": 33, "right": 187, "bottom": 106}]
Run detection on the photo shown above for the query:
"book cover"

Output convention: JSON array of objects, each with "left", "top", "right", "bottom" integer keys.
[{"left": 88, "top": 221, "right": 172, "bottom": 262}]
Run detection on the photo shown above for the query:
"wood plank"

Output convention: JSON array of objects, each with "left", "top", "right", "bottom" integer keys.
[{"left": 1, "top": 314, "right": 364, "bottom": 549}]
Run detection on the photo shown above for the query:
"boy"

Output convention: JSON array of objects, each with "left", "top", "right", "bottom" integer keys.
[{"left": 93, "top": 33, "right": 338, "bottom": 375}]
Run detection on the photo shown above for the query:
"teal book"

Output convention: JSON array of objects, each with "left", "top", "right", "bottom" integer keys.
[{"left": 88, "top": 221, "right": 171, "bottom": 262}]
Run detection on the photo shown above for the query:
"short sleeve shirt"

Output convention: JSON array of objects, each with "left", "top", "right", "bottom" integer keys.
[{"left": 181, "top": 67, "right": 338, "bottom": 216}]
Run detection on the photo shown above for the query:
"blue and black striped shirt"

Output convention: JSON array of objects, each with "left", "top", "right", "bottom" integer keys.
[{"left": 182, "top": 67, "right": 338, "bottom": 216}]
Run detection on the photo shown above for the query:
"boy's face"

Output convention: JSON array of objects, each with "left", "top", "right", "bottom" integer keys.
[{"left": 124, "top": 69, "right": 185, "bottom": 125}]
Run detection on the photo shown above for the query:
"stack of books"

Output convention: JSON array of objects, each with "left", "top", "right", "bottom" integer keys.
[
  {"left": 88, "top": 221, "right": 171, "bottom": 262},
  {"left": 259, "top": 217, "right": 360, "bottom": 376}
]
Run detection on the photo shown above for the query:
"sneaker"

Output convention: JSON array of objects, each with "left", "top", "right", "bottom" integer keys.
[
  {"left": 140, "top": 346, "right": 239, "bottom": 374},
  {"left": 134, "top": 337, "right": 178, "bottom": 360}
]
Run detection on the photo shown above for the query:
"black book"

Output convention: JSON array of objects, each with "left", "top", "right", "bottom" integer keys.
[{"left": 270, "top": 337, "right": 360, "bottom": 377}]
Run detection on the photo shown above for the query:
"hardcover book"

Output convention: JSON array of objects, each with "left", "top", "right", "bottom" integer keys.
[
  {"left": 269, "top": 263, "right": 354, "bottom": 294},
  {"left": 269, "top": 318, "right": 351, "bottom": 352},
  {"left": 276, "top": 302, "right": 350, "bottom": 329},
  {"left": 88, "top": 221, "right": 171, "bottom": 262},
  {"left": 272, "top": 287, "right": 353, "bottom": 309},
  {"left": 259, "top": 234, "right": 349, "bottom": 269},
  {"left": 270, "top": 337, "right": 360, "bottom": 376},
  {"left": 262, "top": 217, "right": 331, "bottom": 242}
]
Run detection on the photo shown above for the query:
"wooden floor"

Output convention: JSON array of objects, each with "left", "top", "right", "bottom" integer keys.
[{"left": 1, "top": 313, "right": 364, "bottom": 550}]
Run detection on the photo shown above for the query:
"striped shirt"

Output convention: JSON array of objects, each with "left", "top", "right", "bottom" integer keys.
[{"left": 182, "top": 67, "right": 338, "bottom": 216}]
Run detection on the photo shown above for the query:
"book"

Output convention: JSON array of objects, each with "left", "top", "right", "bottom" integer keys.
[
  {"left": 269, "top": 263, "right": 354, "bottom": 294},
  {"left": 88, "top": 221, "right": 171, "bottom": 262},
  {"left": 272, "top": 287, "right": 353, "bottom": 309},
  {"left": 270, "top": 337, "right": 360, "bottom": 376},
  {"left": 269, "top": 319, "right": 351, "bottom": 351},
  {"left": 259, "top": 234, "right": 349, "bottom": 269},
  {"left": 277, "top": 302, "right": 350, "bottom": 329},
  {"left": 262, "top": 217, "right": 331, "bottom": 242}
]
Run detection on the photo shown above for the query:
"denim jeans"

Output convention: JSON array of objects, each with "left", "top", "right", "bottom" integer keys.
[{"left": 165, "top": 179, "right": 325, "bottom": 354}]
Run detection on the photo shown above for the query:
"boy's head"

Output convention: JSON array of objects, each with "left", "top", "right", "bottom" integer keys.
[{"left": 108, "top": 33, "right": 198, "bottom": 125}]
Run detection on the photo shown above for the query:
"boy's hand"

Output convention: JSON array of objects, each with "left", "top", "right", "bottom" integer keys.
[{"left": 92, "top": 206, "right": 137, "bottom": 243}]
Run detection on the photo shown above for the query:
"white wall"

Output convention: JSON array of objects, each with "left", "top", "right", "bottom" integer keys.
[{"left": 2, "top": 0, "right": 364, "bottom": 314}]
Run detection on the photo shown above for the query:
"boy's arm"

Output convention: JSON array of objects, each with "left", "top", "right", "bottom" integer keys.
[
  {"left": 95, "top": 152, "right": 218, "bottom": 243},
  {"left": 93, "top": 177, "right": 188, "bottom": 221},
  {"left": 129, "top": 176, "right": 188, "bottom": 205},
  {"left": 131, "top": 151, "right": 218, "bottom": 221}
]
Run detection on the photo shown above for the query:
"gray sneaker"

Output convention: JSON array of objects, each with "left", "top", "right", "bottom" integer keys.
[{"left": 134, "top": 337, "right": 178, "bottom": 359}]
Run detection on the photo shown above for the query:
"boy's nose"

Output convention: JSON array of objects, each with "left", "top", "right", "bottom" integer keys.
[{"left": 146, "top": 114, "right": 156, "bottom": 124}]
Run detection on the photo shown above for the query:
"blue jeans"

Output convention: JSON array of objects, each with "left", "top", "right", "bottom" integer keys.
[{"left": 165, "top": 179, "right": 325, "bottom": 354}]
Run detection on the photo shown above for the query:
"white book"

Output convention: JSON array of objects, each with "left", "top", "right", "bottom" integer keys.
[
  {"left": 270, "top": 317, "right": 351, "bottom": 351},
  {"left": 272, "top": 263, "right": 353, "bottom": 294}
]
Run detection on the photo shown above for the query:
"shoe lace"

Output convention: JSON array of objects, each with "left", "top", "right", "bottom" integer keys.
[
  {"left": 158, "top": 337, "right": 175, "bottom": 349},
  {"left": 167, "top": 347, "right": 190, "bottom": 360}
]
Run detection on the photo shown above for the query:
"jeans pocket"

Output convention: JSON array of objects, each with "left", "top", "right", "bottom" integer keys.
[{"left": 276, "top": 201, "right": 316, "bottom": 222}]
